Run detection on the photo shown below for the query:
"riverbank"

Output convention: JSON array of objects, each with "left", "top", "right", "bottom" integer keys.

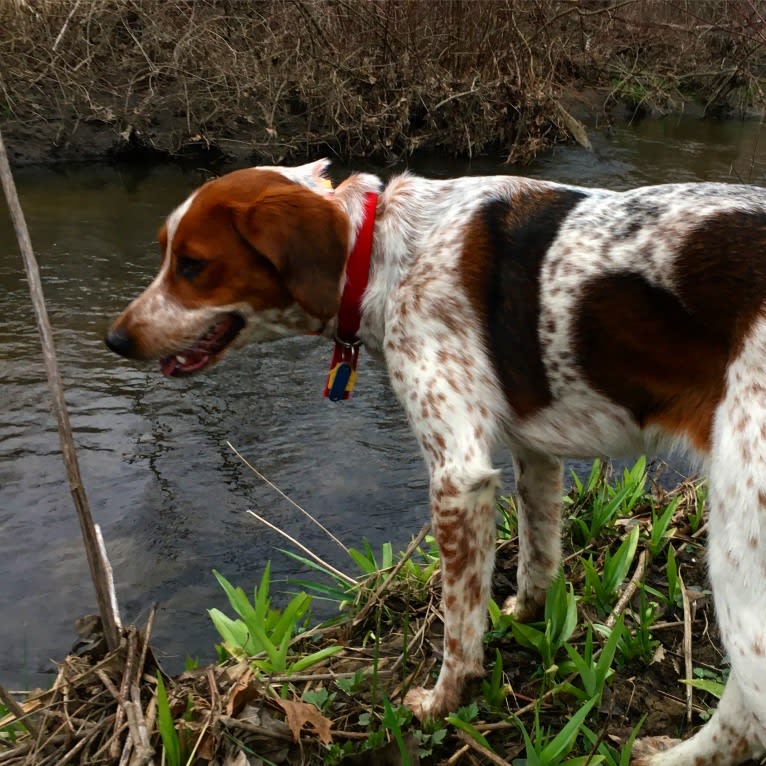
[
  {"left": 1, "top": 1, "right": 764, "bottom": 168},
  {"left": 0, "top": 461, "right": 721, "bottom": 765}
]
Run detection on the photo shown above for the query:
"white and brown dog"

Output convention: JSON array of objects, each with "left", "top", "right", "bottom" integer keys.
[{"left": 107, "top": 160, "right": 766, "bottom": 765}]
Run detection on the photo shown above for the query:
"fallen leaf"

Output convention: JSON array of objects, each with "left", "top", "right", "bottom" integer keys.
[
  {"left": 275, "top": 698, "right": 333, "bottom": 745},
  {"left": 226, "top": 667, "right": 258, "bottom": 716}
]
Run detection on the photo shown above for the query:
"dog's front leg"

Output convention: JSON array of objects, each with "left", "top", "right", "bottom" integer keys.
[
  {"left": 404, "top": 463, "right": 500, "bottom": 719},
  {"left": 384, "top": 299, "right": 501, "bottom": 718}
]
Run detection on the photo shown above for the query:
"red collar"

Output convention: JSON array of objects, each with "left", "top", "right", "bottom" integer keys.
[{"left": 323, "top": 191, "right": 378, "bottom": 401}]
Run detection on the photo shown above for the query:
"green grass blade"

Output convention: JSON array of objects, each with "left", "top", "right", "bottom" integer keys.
[
  {"left": 289, "top": 645, "right": 344, "bottom": 673},
  {"left": 539, "top": 696, "right": 597, "bottom": 761},
  {"left": 383, "top": 698, "right": 411, "bottom": 766},
  {"left": 347, "top": 546, "right": 377, "bottom": 575},
  {"left": 213, "top": 569, "right": 259, "bottom": 626},
  {"left": 446, "top": 715, "right": 492, "bottom": 750},
  {"left": 156, "top": 673, "right": 181, "bottom": 766},
  {"left": 604, "top": 525, "right": 639, "bottom": 593}
]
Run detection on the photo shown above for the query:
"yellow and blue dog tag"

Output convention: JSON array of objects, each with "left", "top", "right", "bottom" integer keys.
[{"left": 324, "top": 342, "right": 359, "bottom": 401}]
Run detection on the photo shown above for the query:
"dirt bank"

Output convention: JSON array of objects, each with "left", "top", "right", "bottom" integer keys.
[{"left": 1, "top": 1, "right": 764, "bottom": 168}]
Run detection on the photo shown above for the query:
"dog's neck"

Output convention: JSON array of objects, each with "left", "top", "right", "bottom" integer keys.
[
  {"left": 324, "top": 173, "right": 383, "bottom": 350},
  {"left": 331, "top": 171, "right": 433, "bottom": 358}
]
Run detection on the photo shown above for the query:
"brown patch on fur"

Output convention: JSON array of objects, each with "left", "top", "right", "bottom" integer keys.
[
  {"left": 575, "top": 209, "right": 766, "bottom": 452},
  {"left": 212, "top": 170, "right": 349, "bottom": 319},
  {"left": 459, "top": 186, "right": 586, "bottom": 417},
  {"left": 575, "top": 274, "right": 726, "bottom": 452},
  {"left": 180, "top": 171, "right": 345, "bottom": 312}
]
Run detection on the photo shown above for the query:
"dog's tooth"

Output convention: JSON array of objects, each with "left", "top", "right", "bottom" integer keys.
[{"left": 176, "top": 355, "right": 187, "bottom": 364}]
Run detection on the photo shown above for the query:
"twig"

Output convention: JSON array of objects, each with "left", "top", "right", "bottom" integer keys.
[
  {"left": 246, "top": 509, "right": 356, "bottom": 586},
  {"left": 455, "top": 728, "right": 512, "bottom": 765},
  {"left": 228, "top": 440, "right": 349, "bottom": 553},
  {"left": 51, "top": 0, "right": 81, "bottom": 52},
  {"left": 111, "top": 630, "right": 138, "bottom": 758},
  {"left": 96, "top": 670, "right": 122, "bottom": 703},
  {"left": 96, "top": 523, "right": 122, "bottom": 629},
  {"left": 445, "top": 744, "right": 471, "bottom": 764},
  {"left": 0, "top": 129, "right": 121, "bottom": 651},
  {"left": 432, "top": 79, "right": 479, "bottom": 111},
  {"left": 680, "top": 572, "right": 694, "bottom": 723},
  {"left": 185, "top": 710, "right": 213, "bottom": 765},
  {"left": 219, "top": 714, "right": 295, "bottom": 742},
  {"left": 606, "top": 548, "right": 648, "bottom": 629},
  {"left": 0, "top": 682, "right": 41, "bottom": 740},
  {"left": 137, "top": 604, "right": 158, "bottom": 682},
  {"left": 125, "top": 685, "right": 154, "bottom": 766}
]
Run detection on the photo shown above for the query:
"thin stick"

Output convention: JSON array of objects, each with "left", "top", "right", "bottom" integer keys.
[
  {"left": 111, "top": 629, "right": 138, "bottom": 758},
  {"left": 680, "top": 572, "right": 694, "bottom": 724},
  {"left": 137, "top": 604, "right": 159, "bottom": 682},
  {"left": 445, "top": 744, "right": 471, "bottom": 764},
  {"left": 96, "top": 523, "right": 122, "bottom": 629},
  {"left": 246, "top": 510, "right": 355, "bottom": 586},
  {"left": 228, "top": 440, "right": 348, "bottom": 552},
  {"left": 51, "top": 0, "right": 81, "bottom": 51},
  {"left": 455, "top": 728, "right": 512, "bottom": 766},
  {"left": 606, "top": 548, "right": 648, "bottom": 629},
  {"left": 0, "top": 129, "right": 121, "bottom": 651},
  {"left": 0, "top": 682, "right": 41, "bottom": 740},
  {"left": 126, "top": 685, "right": 154, "bottom": 766}
]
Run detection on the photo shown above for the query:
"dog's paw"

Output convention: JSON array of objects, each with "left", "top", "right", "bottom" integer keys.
[
  {"left": 501, "top": 594, "right": 543, "bottom": 622},
  {"left": 403, "top": 686, "right": 455, "bottom": 721},
  {"left": 629, "top": 735, "right": 682, "bottom": 765},
  {"left": 403, "top": 687, "right": 440, "bottom": 720}
]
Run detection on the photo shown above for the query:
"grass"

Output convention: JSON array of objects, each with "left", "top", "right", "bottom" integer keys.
[{"left": 0, "top": 458, "right": 724, "bottom": 765}]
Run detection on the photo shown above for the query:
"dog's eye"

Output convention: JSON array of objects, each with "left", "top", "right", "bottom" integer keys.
[{"left": 176, "top": 256, "right": 207, "bottom": 281}]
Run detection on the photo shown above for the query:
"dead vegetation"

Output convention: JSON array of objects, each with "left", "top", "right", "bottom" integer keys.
[{"left": 0, "top": 1, "right": 765, "bottom": 166}]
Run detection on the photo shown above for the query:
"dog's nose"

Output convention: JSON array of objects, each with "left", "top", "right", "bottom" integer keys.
[{"left": 105, "top": 327, "right": 135, "bottom": 358}]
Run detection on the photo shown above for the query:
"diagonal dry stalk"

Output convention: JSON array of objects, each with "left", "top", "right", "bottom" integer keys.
[{"left": 0, "top": 129, "right": 121, "bottom": 650}]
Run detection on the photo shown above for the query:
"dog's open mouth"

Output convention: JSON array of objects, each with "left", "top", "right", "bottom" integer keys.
[{"left": 159, "top": 312, "right": 245, "bottom": 377}]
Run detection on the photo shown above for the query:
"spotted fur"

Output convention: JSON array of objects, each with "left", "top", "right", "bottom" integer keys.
[{"left": 107, "top": 161, "right": 766, "bottom": 765}]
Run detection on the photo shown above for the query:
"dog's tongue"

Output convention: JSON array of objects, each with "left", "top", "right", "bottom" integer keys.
[
  {"left": 157, "top": 313, "right": 245, "bottom": 378},
  {"left": 159, "top": 350, "right": 210, "bottom": 377}
]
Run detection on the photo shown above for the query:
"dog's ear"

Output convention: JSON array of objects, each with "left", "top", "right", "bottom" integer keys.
[{"left": 233, "top": 185, "right": 349, "bottom": 320}]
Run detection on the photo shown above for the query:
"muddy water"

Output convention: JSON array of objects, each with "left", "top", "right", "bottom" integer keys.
[{"left": 2, "top": 116, "right": 765, "bottom": 689}]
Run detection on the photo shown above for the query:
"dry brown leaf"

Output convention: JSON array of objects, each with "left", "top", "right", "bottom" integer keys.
[
  {"left": 275, "top": 698, "right": 333, "bottom": 745},
  {"left": 226, "top": 667, "right": 257, "bottom": 716}
]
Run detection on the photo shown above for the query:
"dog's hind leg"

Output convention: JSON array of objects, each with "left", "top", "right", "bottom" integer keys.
[
  {"left": 503, "top": 448, "right": 563, "bottom": 621},
  {"left": 635, "top": 319, "right": 766, "bottom": 765}
]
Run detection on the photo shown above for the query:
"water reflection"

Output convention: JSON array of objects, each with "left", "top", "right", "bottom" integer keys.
[{"left": 1, "top": 116, "right": 764, "bottom": 689}]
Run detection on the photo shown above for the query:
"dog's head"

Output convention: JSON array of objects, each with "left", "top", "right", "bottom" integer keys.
[{"left": 105, "top": 160, "right": 349, "bottom": 377}]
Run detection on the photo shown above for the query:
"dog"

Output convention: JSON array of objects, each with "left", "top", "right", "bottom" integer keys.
[{"left": 106, "top": 160, "right": 766, "bottom": 765}]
